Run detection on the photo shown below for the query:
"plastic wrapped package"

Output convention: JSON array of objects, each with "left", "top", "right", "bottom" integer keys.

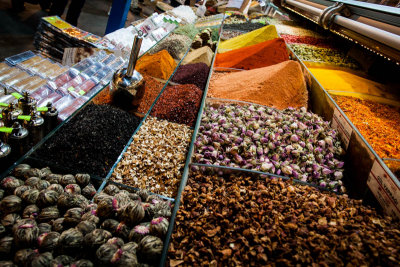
[
  {"left": 58, "top": 75, "right": 86, "bottom": 96},
  {"left": 40, "top": 63, "right": 68, "bottom": 79},
  {"left": 58, "top": 96, "right": 88, "bottom": 121},
  {"left": 49, "top": 72, "right": 74, "bottom": 90},
  {"left": 29, "top": 59, "right": 56, "bottom": 75},
  {"left": 101, "top": 54, "right": 117, "bottom": 66},
  {"left": 2, "top": 71, "right": 31, "bottom": 88},
  {"left": 5, "top": 51, "right": 35, "bottom": 65},
  {"left": 92, "top": 50, "right": 108, "bottom": 62},
  {"left": 91, "top": 66, "right": 111, "bottom": 83},
  {"left": 46, "top": 66, "right": 68, "bottom": 80},
  {"left": 12, "top": 76, "right": 44, "bottom": 92},
  {"left": 0, "top": 67, "right": 23, "bottom": 82},
  {"left": 53, "top": 95, "right": 75, "bottom": 113},
  {"left": 37, "top": 91, "right": 63, "bottom": 107},
  {"left": 0, "top": 62, "right": 11, "bottom": 72},
  {"left": 30, "top": 85, "right": 53, "bottom": 101},
  {"left": 81, "top": 62, "right": 104, "bottom": 79},
  {"left": 17, "top": 56, "right": 46, "bottom": 70},
  {"left": 85, "top": 83, "right": 104, "bottom": 98},
  {"left": 109, "top": 57, "right": 125, "bottom": 71},
  {"left": 0, "top": 94, "right": 16, "bottom": 105},
  {"left": 70, "top": 58, "right": 95, "bottom": 77},
  {"left": 72, "top": 79, "right": 96, "bottom": 97}
]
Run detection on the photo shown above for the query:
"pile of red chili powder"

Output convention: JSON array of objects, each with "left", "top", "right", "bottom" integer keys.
[
  {"left": 151, "top": 84, "right": 203, "bottom": 126},
  {"left": 214, "top": 38, "right": 289, "bottom": 70}
]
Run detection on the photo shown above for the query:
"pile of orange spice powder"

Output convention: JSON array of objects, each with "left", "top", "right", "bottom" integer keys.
[{"left": 333, "top": 95, "right": 400, "bottom": 159}]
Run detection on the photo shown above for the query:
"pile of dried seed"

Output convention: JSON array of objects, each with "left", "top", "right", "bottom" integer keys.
[
  {"left": 148, "top": 33, "right": 191, "bottom": 60},
  {"left": 168, "top": 173, "right": 400, "bottom": 266},
  {"left": 111, "top": 117, "right": 192, "bottom": 198}
]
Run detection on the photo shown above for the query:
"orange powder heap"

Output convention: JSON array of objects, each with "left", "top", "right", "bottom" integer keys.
[
  {"left": 215, "top": 38, "right": 289, "bottom": 70},
  {"left": 135, "top": 50, "right": 177, "bottom": 80},
  {"left": 208, "top": 60, "right": 308, "bottom": 110}
]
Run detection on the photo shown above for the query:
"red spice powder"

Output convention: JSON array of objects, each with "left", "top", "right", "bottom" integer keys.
[
  {"left": 214, "top": 38, "right": 289, "bottom": 70},
  {"left": 151, "top": 84, "right": 203, "bottom": 126},
  {"left": 281, "top": 34, "right": 334, "bottom": 49}
]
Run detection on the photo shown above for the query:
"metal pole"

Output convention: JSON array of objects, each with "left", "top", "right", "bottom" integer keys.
[
  {"left": 285, "top": 0, "right": 323, "bottom": 16},
  {"left": 333, "top": 15, "right": 400, "bottom": 51}
]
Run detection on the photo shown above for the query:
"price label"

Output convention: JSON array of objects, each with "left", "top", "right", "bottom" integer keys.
[
  {"left": 0, "top": 103, "right": 8, "bottom": 107},
  {"left": 68, "top": 87, "right": 75, "bottom": 92},
  {"left": 79, "top": 90, "right": 86, "bottom": 96},
  {"left": 0, "top": 127, "right": 13, "bottom": 134},
  {"left": 367, "top": 160, "right": 400, "bottom": 219},
  {"left": 11, "top": 92, "right": 23, "bottom": 99},
  {"left": 37, "top": 107, "right": 49, "bottom": 112},
  {"left": 17, "top": 115, "right": 31, "bottom": 121},
  {"left": 331, "top": 108, "right": 352, "bottom": 149}
]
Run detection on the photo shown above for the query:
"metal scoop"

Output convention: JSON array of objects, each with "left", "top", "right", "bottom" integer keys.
[{"left": 111, "top": 31, "right": 146, "bottom": 111}]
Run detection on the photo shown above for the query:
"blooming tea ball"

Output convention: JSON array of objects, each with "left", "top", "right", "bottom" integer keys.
[
  {"left": 65, "top": 184, "right": 81, "bottom": 195},
  {"left": 121, "top": 242, "right": 138, "bottom": 254},
  {"left": 75, "top": 174, "right": 91, "bottom": 187},
  {"left": 59, "top": 174, "right": 76, "bottom": 186},
  {"left": 71, "top": 259, "right": 94, "bottom": 267},
  {"left": 13, "top": 164, "right": 31, "bottom": 179},
  {"left": 52, "top": 255, "right": 74, "bottom": 266},
  {"left": 38, "top": 223, "right": 52, "bottom": 234},
  {"left": 22, "top": 204, "right": 40, "bottom": 219},
  {"left": 58, "top": 228, "right": 83, "bottom": 252},
  {"left": 32, "top": 252, "right": 53, "bottom": 267},
  {"left": 52, "top": 218, "right": 64, "bottom": 233},
  {"left": 138, "top": 235, "right": 163, "bottom": 263},
  {"left": 37, "top": 232, "right": 60, "bottom": 251},
  {"left": 138, "top": 189, "right": 150, "bottom": 202},
  {"left": 0, "top": 189, "right": 4, "bottom": 200},
  {"left": 47, "top": 184, "right": 64, "bottom": 195},
  {"left": 129, "top": 225, "right": 150, "bottom": 243},
  {"left": 114, "top": 192, "right": 131, "bottom": 209},
  {"left": 76, "top": 194, "right": 90, "bottom": 209},
  {"left": 13, "top": 219, "right": 40, "bottom": 248},
  {"left": 21, "top": 189, "right": 39, "bottom": 204},
  {"left": 149, "top": 217, "right": 169, "bottom": 238},
  {"left": 40, "top": 167, "right": 52, "bottom": 177},
  {"left": 104, "top": 185, "right": 120, "bottom": 196},
  {"left": 38, "top": 206, "right": 60, "bottom": 223},
  {"left": 1, "top": 213, "right": 21, "bottom": 229},
  {"left": 14, "top": 248, "right": 38, "bottom": 267},
  {"left": 84, "top": 203, "right": 97, "bottom": 213},
  {"left": 24, "top": 168, "right": 44, "bottom": 179},
  {"left": 76, "top": 221, "right": 97, "bottom": 235},
  {"left": 14, "top": 185, "right": 31, "bottom": 198},
  {"left": 93, "top": 193, "right": 112, "bottom": 204},
  {"left": 106, "top": 237, "right": 124, "bottom": 248},
  {"left": 37, "top": 190, "right": 58, "bottom": 207},
  {"left": 34, "top": 180, "right": 50, "bottom": 191},
  {"left": 82, "top": 184, "right": 97, "bottom": 199},
  {"left": 64, "top": 207, "right": 83, "bottom": 226},
  {"left": 81, "top": 210, "right": 100, "bottom": 225},
  {"left": 97, "top": 198, "right": 117, "bottom": 218},
  {"left": 25, "top": 177, "right": 40, "bottom": 187},
  {"left": 1, "top": 176, "right": 23, "bottom": 193},
  {"left": 96, "top": 243, "right": 118, "bottom": 265},
  {"left": 45, "top": 174, "right": 61, "bottom": 184},
  {"left": 84, "top": 229, "right": 112, "bottom": 251},
  {"left": 120, "top": 200, "right": 145, "bottom": 225},
  {"left": 101, "top": 219, "right": 129, "bottom": 240},
  {"left": 0, "top": 236, "right": 14, "bottom": 255},
  {"left": 112, "top": 250, "right": 139, "bottom": 267},
  {"left": 0, "top": 195, "right": 22, "bottom": 214},
  {"left": 57, "top": 193, "right": 83, "bottom": 211}
]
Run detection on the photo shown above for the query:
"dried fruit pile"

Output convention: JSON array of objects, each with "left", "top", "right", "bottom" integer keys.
[
  {"left": 0, "top": 164, "right": 171, "bottom": 266},
  {"left": 111, "top": 117, "right": 192, "bottom": 198},
  {"left": 168, "top": 173, "right": 400, "bottom": 266}
]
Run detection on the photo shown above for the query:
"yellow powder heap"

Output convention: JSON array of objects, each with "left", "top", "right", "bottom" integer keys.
[
  {"left": 135, "top": 50, "right": 177, "bottom": 80},
  {"left": 218, "top": 25, "right": 279, "bottom": 53},
  {"left": 309, "top": 67, "right": 400, "bottom": 107}
]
